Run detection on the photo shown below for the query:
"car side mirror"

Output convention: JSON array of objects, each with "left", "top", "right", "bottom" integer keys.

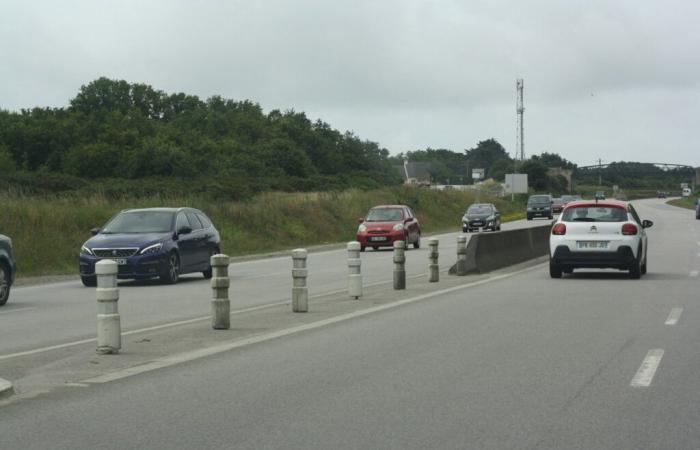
[
  {"left": 357, "top": 217, "right": 364, "bottom": 224},
  {"left": 178, "top": 226, "right": 192, "bottom": 235},
  {"left": 90, "top": 227, "right": 101, "bottom": 236},
  {"left": 642, "top": 220, "right": 653, "bottom": 229},
  {"left": 404, "top": 218, "right": 412, "bottom": 224}
]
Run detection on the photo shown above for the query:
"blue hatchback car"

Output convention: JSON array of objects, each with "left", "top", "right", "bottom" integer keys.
[{"left": 79, "top": 207, "right": 221, "bottom": 286}]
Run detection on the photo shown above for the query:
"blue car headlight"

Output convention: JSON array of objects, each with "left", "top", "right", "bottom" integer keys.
[
  {"left": 140, "top": 243, "right": 164, "bottom": 255},
  {"left": 80, "top": 245, "right": 94, "bottom": 256}
]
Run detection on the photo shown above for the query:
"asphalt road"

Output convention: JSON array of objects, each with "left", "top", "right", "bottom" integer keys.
[
  {"left": 1, "top": 198, "right": 699, "bottom": 449},
  {"left": 1, "top": 217, "right": 542, "bottom": 356}
]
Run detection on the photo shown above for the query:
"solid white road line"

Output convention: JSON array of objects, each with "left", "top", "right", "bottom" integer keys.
[
  {"left": 665, "top": 308, "right": 683, "bottom": 325},
  {"left": 630, "top": 349, "right": 665, "bottom": 388},
  {"left": 0, "top": 307, "right": 37, "bottom": 316},
  {"left": 690, "top": 270, "right": 699, "bottom": 278},
  {"left": 82, "top": 264, "right": 545, "bottom": 384},
  {"left": 0, "top": 268, "right": 452, "bottom": 362}
]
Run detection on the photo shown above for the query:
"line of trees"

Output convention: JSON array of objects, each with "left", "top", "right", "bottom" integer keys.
[
  {"left": 0, "top": 78, "right": 401, "bottom": 198},
  {"left": 390, "top": 140, "right": 576, "bottom": 194}
]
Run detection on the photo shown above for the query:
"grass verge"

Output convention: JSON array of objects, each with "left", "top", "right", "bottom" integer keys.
[{"left": 1, "top": 187, "right": 525, "bottom": 278}]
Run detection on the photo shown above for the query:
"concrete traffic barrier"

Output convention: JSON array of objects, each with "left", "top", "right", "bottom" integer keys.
[
  {"left": 0, "top": 377, "right": 15, "bottom": 400},
  {"left": 393, "top": 240, "right": 406, "bottom": 290},
  {"left": 429, "top": 238, "right": 439, "bottom": 282},
  {"left": 449, "top": 224, "right": 551, "bottom": 275},
  {"left": 95, "top": 260, "right": 121, "bottom": 354},
  {"left": 211, "top": 254, "right": 230, "bottom": 330},
  {"left": 292, "top": 249, "right": 308, "bottom": 312},
  {"left": 455, "top": 235, "right": 468, "bottom": 276},
  {"left": 347, "top": 241, "right": 362, "bottom": 299}
]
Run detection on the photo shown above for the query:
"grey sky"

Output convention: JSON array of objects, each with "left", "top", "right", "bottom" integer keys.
[{"left": 2, "top": 0, "right": 699, "bottom": 166}]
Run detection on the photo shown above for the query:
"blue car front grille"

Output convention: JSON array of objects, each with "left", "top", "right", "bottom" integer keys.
[{"left": 93, "top": 248, "right": 139, "bottom": 258}]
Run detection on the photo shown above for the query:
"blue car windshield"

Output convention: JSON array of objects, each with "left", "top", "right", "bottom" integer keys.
[
  {"left": 102, "top": 211, "right": 174, "bottom": 234},
  {"left": 467, "top": 205, "right": 492, "bottom": 214}
]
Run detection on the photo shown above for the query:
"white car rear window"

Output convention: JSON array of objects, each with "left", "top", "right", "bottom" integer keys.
[{"left": 561, "top": 206, "right": 627, "bottom": 222}]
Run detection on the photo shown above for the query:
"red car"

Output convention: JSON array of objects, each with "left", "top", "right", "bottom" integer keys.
[
  {"left": 551, "top": 198, "right": 564, "bottom": 214},
  {"left": 356, "top": 205, "right": 421, "bottom": 251}
]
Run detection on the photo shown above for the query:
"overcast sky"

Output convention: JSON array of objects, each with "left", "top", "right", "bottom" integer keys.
[{"left": 2, "top": 0, "right": 699, "bottom": 166}]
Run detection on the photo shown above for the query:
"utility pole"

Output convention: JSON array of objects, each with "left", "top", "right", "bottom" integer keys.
[
  {"left": 598, "top": 158, "right": 603, "bottom": 186},
  {"left": 513, "top": 79, "right": 524, "bottom": 201},
  {"left": 516, "top": 79, "right": 525, "bottom": 162}
]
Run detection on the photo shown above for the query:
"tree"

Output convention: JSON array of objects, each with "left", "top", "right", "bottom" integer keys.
[
  {"left": 520, "top": 159, "right": 549, "bottom": 191},
  {"left": 0, "top": 144, "right": 16, "bottom": 174},
  {"left": 464, "top": 139, "right": 510, "bottom": 177}
]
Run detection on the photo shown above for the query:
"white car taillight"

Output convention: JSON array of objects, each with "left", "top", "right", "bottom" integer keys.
[
  {"left": 621, "top": 223, "right": 638, "bottom": 235},
  {"left": 552, "top": 223, "right": 566, "bottom": 235}
]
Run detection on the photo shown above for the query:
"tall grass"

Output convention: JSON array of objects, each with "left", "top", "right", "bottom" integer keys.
[{"left": 0, "top": 187, "right": 524, "bottom": 277}]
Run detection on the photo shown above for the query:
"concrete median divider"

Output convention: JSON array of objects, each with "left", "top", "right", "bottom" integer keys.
[
  {"left": 449, "top": 224, "right": 551, "bottom": 275},
  {"left": 0, "top": 377, "right": 14, "bottom": 399}
]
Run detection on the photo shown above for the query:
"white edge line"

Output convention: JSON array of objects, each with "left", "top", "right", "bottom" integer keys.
[
  {"left": 630, "top": 349, "right": 664, "bottom": 387},
  {"left": 83, "top": 264, "right": 543, "bottom": 384},
  {"left": 665, "top": 308, "right": 683, "bottom": 326},
  {"left": 690, "top": 270, "right": 699, "bottom": 278},
  {"left": 0, "top": 273, "right": 436, "bottom": 362}
]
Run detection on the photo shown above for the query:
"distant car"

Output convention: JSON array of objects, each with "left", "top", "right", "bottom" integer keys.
[
  {"left": 656, "top": 191, "right": 667, "bottom": 199},
  {"left": 682, "top": 187, "right": 691, "bottom": 197},
  {"left": 79, "top": 207, "right": 221, "bottom": 286},
  {"left": 0, "top": 234, "right": 16, "bottom": 306},
  {"left": 696, "top": 198, "right": 700, "bottom": 220},
  {"left": 356, "top": 205, "right": 421, "bottom": 251},
  {"left": 526, "top": 194, "right": 553, "bottom": 220},
  {"left": 549, "top": 200, "right": 652, "bottom": 279},
  {"left": 561, "top": 195, "right": 582, "bottom": 205},
  {"left": 462, "top": 203, "right": 501, "bottom": 232},
  {"left": 595, "top": 191, "right": 606, "bottom": 200},
  {"left": 551, "top": 198, "right": 564, "bottom": 214}
]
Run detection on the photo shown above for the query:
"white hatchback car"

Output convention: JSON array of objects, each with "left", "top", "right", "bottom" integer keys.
[{"left": 549, "top": 200, "right": 653, "bottom": 279}]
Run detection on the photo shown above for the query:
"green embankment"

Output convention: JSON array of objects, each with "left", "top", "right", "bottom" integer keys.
[
  {"left": 667, "top": 194, "right": 698, "bottom": 210},
  {"left": 1, "top": 187, "right": 525, "bottom": 278}
]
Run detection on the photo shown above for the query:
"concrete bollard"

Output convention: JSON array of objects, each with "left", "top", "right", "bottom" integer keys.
[
  {"left": 456, "top": 235, "right": 468, "bottom": 276},
  {"left": 347, "top": 241, "right": 363, "bottom": 299},
  {"left": 96, "top": 260, "right": 121, "bottom": 354},
  {"left": 211, "top": 254, "right": 230, "bottom": 330},
  {"left": 393, "top": 240, "right": 406, "bottom": 290},
  {"left": 292, "top": 249, "right": 308, "bottom": 312},
  {"left": 429, "top": 238, "right": 439, "bottom": 282}
]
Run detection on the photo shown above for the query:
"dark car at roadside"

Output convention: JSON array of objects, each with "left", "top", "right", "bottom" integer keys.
[
  {"left": 462, "top": 203, "right": 501, "bottom": 232},
  {"left": 526, "top": 194, "right": 553, "bottom": 220},
  {"left": 79, "top": 207, "right": 221, "bottom": 286},
  {"left": 0, "top": 234, "right": 16, "bottom": 306},
  {"left": 356, "top": 205, "right": 421, "bottom": 251},
  {"left": 696, "top": 197, "right": 700, "bottom": 220}
]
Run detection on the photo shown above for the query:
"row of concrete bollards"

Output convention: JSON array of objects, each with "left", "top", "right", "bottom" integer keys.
[{"left": 93, "top": 235, "right": 465, "bottom": 354}]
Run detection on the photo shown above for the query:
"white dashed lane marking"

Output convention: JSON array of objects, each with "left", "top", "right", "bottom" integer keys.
[
  {"left": 631, "top": 349, "right": 665, "bottom": 388},
  {"left": 665, "top": 308, "right": 683, "bottom": 325},
  {"left": 691, "top": 270, "right": 699, "bottom": 278}
]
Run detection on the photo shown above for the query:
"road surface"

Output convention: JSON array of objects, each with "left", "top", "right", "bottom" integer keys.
[{"left": 2, "top": 198, "right": 699, "bottom": 449}]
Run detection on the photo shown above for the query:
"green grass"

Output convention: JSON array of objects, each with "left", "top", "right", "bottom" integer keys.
[
  {"left": 0, "top": 187, "right": 525, "bottom": 278},
  {"left": 667, "top": 194, "right": 699, "bottom": 210}
]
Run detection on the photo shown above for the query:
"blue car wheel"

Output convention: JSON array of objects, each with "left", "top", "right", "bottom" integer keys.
[{"left": 160, "top": 252, "right": 180, "bottom": 284}]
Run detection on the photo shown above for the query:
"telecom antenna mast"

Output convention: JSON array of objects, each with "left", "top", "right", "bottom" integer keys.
[{"left": 516, "top": 79, "right": 525, "bottom": 161}]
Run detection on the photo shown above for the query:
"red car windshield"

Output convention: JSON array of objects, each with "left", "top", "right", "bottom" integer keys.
[{"left": 366, "top": 208, "right": 404, "bottom": 222}]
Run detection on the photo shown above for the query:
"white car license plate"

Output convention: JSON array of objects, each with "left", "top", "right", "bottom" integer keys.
[
  {"left": 576, "top": 241, "right": 609, "bottom": 249},
  {"left": 369, "top": 236, "right": 388, "bottom": 242},
  {"left": 111, "top": 258, "right": 127, "bottom": 265}
]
